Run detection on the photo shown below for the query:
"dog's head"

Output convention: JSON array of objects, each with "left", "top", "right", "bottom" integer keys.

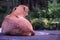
[{"left": 13, "top": 5, "right": 29, "bottom": 17}]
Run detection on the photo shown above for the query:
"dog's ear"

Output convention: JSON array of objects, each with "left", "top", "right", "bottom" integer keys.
[
  {"left": 22, "top": 6, "right": 29, "bottom": 16},
  {"left": 23, "top": 6, "right": 29, "bottom": 12}
]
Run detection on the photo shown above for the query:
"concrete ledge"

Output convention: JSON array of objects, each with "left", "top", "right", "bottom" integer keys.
[
  {"left": 0, "top": 30, "right": 60, "bottom": 40},
  {"left": 0, "top": 28, "right": 60, "bottom": 40}
]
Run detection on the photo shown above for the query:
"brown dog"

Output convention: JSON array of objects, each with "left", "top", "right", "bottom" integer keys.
[{"left": 1, "top": 5, "right": 35, "bottom": 36}]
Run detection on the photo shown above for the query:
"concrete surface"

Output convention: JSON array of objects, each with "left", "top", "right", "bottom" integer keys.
[{"left": 0, "top": 28, "right": 60, "bottom": 40}]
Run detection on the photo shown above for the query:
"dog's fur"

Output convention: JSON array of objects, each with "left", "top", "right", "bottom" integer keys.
[{"left": 2, "top": 5, "right": 35, "bottom": 36}]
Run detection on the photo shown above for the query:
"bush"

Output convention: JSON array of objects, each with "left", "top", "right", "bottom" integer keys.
[{"left": 30, "top": 18, "right": 44, "bottom": 30}]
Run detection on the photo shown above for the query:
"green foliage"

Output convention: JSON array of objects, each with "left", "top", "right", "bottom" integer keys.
[
  {"left": 48, "top": 3, "right": 60, "bottom": 18},
  {"left": 27, "top": 0, "right": 60, "bottom": 30},
  {"left": 30, "top": 18, "right": 45, "bottom": 30}
]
